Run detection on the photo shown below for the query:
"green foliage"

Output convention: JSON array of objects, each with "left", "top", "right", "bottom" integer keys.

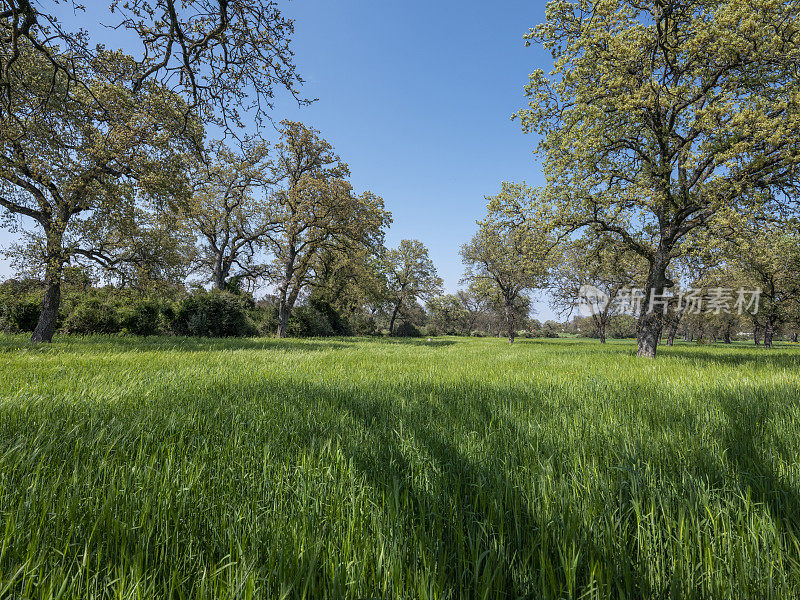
[
  {"left": 287, "top": 305, "right": 336, "bottom": 338},
  {"left": 608, "top": 315, "right": 638, "bottom": 339},
  {"left": 63, "top": 298, "right": 122, "bottom": 335},
  {"left": 172, "top": 290, "right": 256, "bottom": 338},
  {"left": 462, "top": 183, "right": 551, "bottom": 342},
  {"left": 0, "top": 294, "right": 42, "bottom": 333},
  {"left": 517, "top": 0, "right": 800, "bottom": 356},
  {"left": 427, "top": 294, "right": 471, "bottom": 335},
  {"left": 394, "top": 321, "right": 422, "bottom": 337},
  {"left": 118, "top": 299, "right": 165, "bottom": 337}
]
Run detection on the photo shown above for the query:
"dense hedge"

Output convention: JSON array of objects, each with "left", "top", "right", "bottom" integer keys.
[
  {"left": 0, "top": 280, "right": 355, "bottom": 339},
  {"left": 172, "top": 291, "right": 257, "bottom": 337}
]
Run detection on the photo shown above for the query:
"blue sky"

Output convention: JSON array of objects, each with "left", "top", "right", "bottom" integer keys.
[{"left": 0, "top": 0, "right": 559, "bottom": 319}]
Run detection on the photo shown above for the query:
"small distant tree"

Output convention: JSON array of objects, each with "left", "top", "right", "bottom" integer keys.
[
  {"left": 382, "top": 239, "right": 443, "bottom": 335},
  {"left": 461, "top": 182, "right": 550, "bottom": 344},
  {"left": 456, "top": 289, "right": 492, "bottom": 334},
  {"left": 725, "top": 220, "right": 800, "bottom": 349},
  {"left": 427, "top": 294, "right": 471, "bottom": 336},
  {"left": 550, "top": 234, "right": 646, "bottom": 343}
]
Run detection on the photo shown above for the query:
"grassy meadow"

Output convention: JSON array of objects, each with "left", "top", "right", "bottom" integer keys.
[{"left": 1, "top": 334, "right": 800, "bottom": 599}]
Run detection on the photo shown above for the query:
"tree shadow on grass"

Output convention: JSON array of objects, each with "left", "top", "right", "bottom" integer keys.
[
  {"left": 660, "top": 345, "right": 800, "bottom": 369},
  {"left": 6, "top": 361, "right": 800, "bottom": 598},
  {"left": 378, "top": 337, "right": 458, "bottom": 347},
  {"left": 0, "top": 333, "right": 355, "bottom": 354},
  {"left": 715, "top": 389, "right": 800, "bottom": 531}
]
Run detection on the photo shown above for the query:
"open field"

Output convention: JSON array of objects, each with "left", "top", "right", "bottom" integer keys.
[{"left": 1, "top": 335, "right": 800, "bottom": 599}]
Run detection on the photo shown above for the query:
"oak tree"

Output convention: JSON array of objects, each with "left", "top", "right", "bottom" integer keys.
[
  {"left": 265, "top": 122, "right": 391, "bottom": 337},
  {"left": 382, "top": 239, "right": 443, "bottom": 336},
  {"left": 518, "top": 0, "right": 800, "bottom": 357},
  {"left": 461, "top": 182, "right": 550, "bottom": 344},
  {"left": 0, "top": 46, "right": 198, "bottom": 342}
]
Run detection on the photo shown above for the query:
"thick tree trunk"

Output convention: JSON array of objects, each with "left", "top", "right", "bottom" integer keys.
[
  {"left": 276, "top": 256, "right": 296, "bottom": 339},
  {"left": 792, "top": 332, "right": 798, "bottom": 343},
  {"left": 637, "top": 252, "right": 671, "bottom": 358},
  {"left": 723, "top": 327, "right": 732, "bottom": 344},
  {"left": 31, "top": 230, "right": 65, "bottom": 343},
  {"left": 505, "top": 303, "right": 515, "bottom": 345},
  {"left": 389, "top": 304, "right": 400, "bottom": 335},
  {"left": 753, "top": 324, "right": 762, "bottom": 346},
  {"left": 599, "top": 325, "right": 606, "bottom": 344},
  {"left": 213, "top": 264, "right": 229, "bottom": 290},
  {"left": 764, "top": 318, "right": 775, "bottom": 349},
  {"left": 277, "top": 301, "right": 291, "bottom": 338},
  {"left": 31, "top": 273, "right": 61, "bottom": 343}
]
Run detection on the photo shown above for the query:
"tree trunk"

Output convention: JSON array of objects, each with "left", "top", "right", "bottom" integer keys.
[
  {"left": 213, "top": 257, "right": 230, "bottom": 290},
  {"left": 505, "top": 303, "right": 515, "bottom": 345},
  {"left": 276, "top": 256, "right": 296, "bottom": 339},
  {"left": 666, "top": 329, "right": 675, "bottom": 346},
  {"left": 599, "top": 324, "right": 606, "bottom": 344},
  {"left": 665, "top": 316, "right": 681, "bottom": 347},
  {"left": 792, "top": 332, "right": 798, "bottom": 343},
  {"left": 753, "top": 324, "right": 762, "bottom": 346},
  {"left": 31, "top": 273, "right": 62, "bottom": 343},
  {"left": 764, "top": 318, "right": 775, "bottom": 349},
  {"left": 277, "top": 301, "right": 290, "bottom": 338},
  {"left": 31, "top": 230, "right": 66, "bottom": 343},
  {"left": 637, "top": 253, "right": 670, "bottom": 358},
  {"left": 389, "top": 304, "right": 400, "bottom": 335},
  {"left": 723, "top": 327, "right": 732, "bottom": 344}
]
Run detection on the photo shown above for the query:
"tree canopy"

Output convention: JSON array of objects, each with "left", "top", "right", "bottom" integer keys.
[{"left": 517, "top": 0, "right": 800, "bottom": 356}]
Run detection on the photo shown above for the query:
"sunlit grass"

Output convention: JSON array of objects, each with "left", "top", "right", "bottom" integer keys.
[{"left": 1, "top": 334, "right": 799, "bottom": 598}]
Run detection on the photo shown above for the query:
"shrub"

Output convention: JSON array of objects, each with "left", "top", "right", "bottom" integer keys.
[
  {"left": 119, "top": 299, "right": 163, "bottom": 336},
  {"left": 348, "top": 314, "right": 378, "bottom": 336},
  {"left": 309, "top": 299, "right": 351, "bottom": 336},
  {"left": 171, "top": 290, "right": 256, "bottom": 337},
  {"left": 394, "top": 321, "right": 422, "bottom": 337},
  {"left": 288, "top": 305, "right": 335, "bottom": 337},
  {"left": 64, "top": 297, "right": 121, "bottom": 335}
]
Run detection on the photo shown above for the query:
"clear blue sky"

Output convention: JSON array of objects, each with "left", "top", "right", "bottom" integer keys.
[{"left": 0, "top": 0, "right": 559, "bottom": 319}]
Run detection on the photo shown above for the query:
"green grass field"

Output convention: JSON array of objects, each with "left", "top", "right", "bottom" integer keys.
[{"left": 1, "top": 335, "right": 800, "bottom": 599}]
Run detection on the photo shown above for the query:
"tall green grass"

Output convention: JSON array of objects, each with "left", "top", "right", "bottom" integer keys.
[{"left": 1, "top": 335, "right": 799, "bottom": 599}]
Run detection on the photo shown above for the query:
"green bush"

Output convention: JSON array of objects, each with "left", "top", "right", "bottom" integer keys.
[
  {"left": 119, "top": 299, "right": 163, "bottom": 336},
  {"left": 12, "top": 297, "right": 42, "bottom": 332},
  {"left": 288, "top": 305, "right": 335, "bottom": 337},
  {"left": 171, "top": 290, "right": 256, "bottom": 338},
  {"left": 63, "top": 297, "right": 122, "bottom": 335},
  {"left": 394, "top": 321, "right": 422, "bottom": 337},
  {"left": 347, "top": 313, "right": 378, "bottom": 336}
]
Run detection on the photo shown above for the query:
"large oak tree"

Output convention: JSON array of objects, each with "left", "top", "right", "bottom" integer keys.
[
  {"left": 518, "top": 0, "right": 800, "bottom": 357},
  {"left": 265, "top": 122, "right": 391, "bottom": 338},
  {"left": 0, "top": 46, "right": 198, "bottom": 342}
]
